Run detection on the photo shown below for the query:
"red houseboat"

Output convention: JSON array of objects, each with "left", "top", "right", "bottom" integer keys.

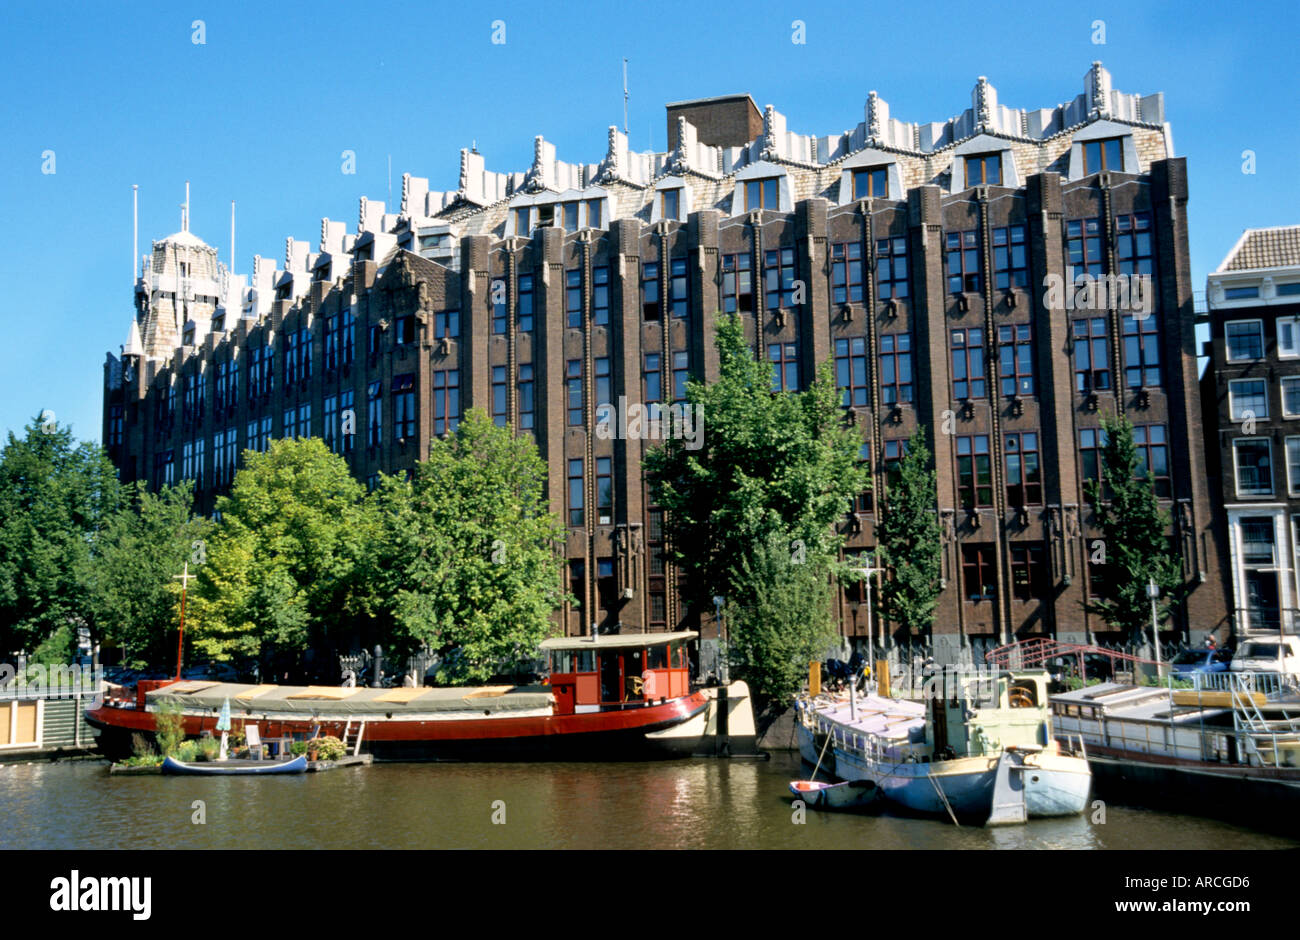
[{"left": 86, "top": 632, "right": 714, "bottom": 761}]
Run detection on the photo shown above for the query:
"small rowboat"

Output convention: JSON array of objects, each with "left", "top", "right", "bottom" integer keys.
[
  {"left": 161, "top": 755, "right": 309, "bottom": 776},
  {"left": 788, "top": 778, "right": 882, "bottom": 810}
]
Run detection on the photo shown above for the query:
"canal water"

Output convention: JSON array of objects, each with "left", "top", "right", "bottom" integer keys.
[{"left": 1, "top": 753, "right": 1292, "bottom": 850}]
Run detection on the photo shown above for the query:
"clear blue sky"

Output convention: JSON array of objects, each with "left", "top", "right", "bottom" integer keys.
[{"left": 1, "top": 0, "right": 1296, "bottom": 444}]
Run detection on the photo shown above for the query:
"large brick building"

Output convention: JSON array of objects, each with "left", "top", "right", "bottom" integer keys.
[
  {"left": 103, "top": 62, "right": 1228, "bottom": 663},
  {"left": 1202, "top": 226, "right": 1300, "bottom": 638}
]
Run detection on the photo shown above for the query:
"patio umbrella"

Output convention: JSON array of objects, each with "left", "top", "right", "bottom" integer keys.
[{"left": 216, "top": 698, "right": 231, "bottom": 761}]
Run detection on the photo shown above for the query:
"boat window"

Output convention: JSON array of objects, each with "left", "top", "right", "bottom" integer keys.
[
  {"left": 574, "top": 650, "right": 594, "bottom": 673},
  {"left": 551, "top": 651, "right": 573, "bottom": 673},
  {"left": 648, "top": 644, "right": 668, "bottom": 669},
  {"left": 1007, "top": 681, "right": 1038, "bottom": 708}
]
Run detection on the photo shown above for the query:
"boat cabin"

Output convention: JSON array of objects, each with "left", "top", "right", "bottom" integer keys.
[{"left": 540, "top": 631, "right": 696, "bottom": 715}]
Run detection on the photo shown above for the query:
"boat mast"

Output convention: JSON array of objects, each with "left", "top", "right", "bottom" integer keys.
[{"left": 173, "top": 561, "right": 197, "bottom": 681}]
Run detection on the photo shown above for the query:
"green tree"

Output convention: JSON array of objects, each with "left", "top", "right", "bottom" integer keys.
[
  {"left": 370, "top": 409, "right": 568, "bottom": 683},
  {"left": 871, "top": 427, "right": 942, "bottom": 643},
  {"left": 724, "top": 533, "right": 838, "bottom": 712},
  {"left": 84, "top": 481, "right": 215, "bottom": 669},
  {"left": 1084, "top": 411, "right": 1184, "bottom": 642},
  {"left": 0, "top": 415, "right": 122, "bottom": 654},
  {"left": 188, "top": 438, "right": 374, "bottom": 665},
  {"left": 645, "top": 313, "right": 868, "bottom": 610}
]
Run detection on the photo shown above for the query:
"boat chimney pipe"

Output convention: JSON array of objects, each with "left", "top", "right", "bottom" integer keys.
[{"left": 371, "top": 645, "right": 384, "bottom": 688}]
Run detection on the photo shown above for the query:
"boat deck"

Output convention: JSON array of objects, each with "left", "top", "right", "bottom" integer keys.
[
  {"left": 806, "top": 694, "right": 926, "bottom": 740},
  {"left": 140, "top": 680, "right": 555, "bottom": 716}
]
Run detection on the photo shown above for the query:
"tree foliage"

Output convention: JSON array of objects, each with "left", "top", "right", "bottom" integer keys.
[
  {"left": 188, "top": 438, "right": 374, "bottom": 664},
  {"left": 370, "top": 409, "right": 567, "bottom": 683},
  {"left": 84, "top": 481, "right": 214, "bottom": 668},
  {"left": 871, "top": 427, "right": 942, "bottom": 641},
  {"left": 1084, "top": 411, "right": 1184, "bottom": 641},
  {"left": 724, "top": 534, "right": 838, "bottom": 712},
  {"left": 0, "top": 416, "right": 122, "bottom": 654},
  {"left": 645, "top": 313, "right": 868, "bottom": 608}
]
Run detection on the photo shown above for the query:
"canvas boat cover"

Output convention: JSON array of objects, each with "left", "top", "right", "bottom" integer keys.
[{"left": 145, "top": 681, "right": 555, "bottom": 715}]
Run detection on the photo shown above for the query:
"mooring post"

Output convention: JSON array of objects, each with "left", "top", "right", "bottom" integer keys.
[{"left": 371, "top": 645, "right": 384, "bottom": 688}]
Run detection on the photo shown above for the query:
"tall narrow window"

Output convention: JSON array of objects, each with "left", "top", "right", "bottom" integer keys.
[
  {"left": 643, "top": 353, "right": 662, "bottom": 406},
  {"left": 283, "top": 406, "right": 298, "bottom": 440},
  {"left": 879, "top": 333, "right": 913, "bottom": 405},
  {"left": 596, "top": 457, "right": 613, "bottom": 525},
  {"left": 568, "top": 459, "right": 585, "bottom": 526},
  {"left": 854, "top": 442, "right": 873, "bottom": 513},
  {"left": 366, "top": 382, "right": 382, "bottom": 448},
  {"left": 1009, "top": 544, "right": 1048, "bottom": 601},
  {"left": 567, "top": 360, "right": 583, "bottom": 425},
  {"left": 769, "top": 342, "right": 799, "bottom": 392},
  {"left": 432, "top": 370, "right": 459, "bottom": 436},
  {"left": 642, "top": 260, "right": 660, "bottom": 320},
  {"left": 563, "top": 202, "right": 579, "bottom": 232},
  {"left": 831, "top": 243, "right": 864, "bottom": 304},
  {"left": 764, "top": 248, "right": 797, "bottom": 310},
  {"left": 876, "top": 237, "right": 909, "bottom": 299},
  {"left": 835, "top": 337, "right": 868, "bottom": 407},
  {"left": 962, "top": 544, "right": 997, "bottom": 601},
  {"left": 1004, "top": 432, "right": 1042, "bottom": 506},
  {"left": 585, "top": 199, "right": 602, "bottom": 228},
  {"left": 565, "top": 269, "right": 583, "bottom": 328},
  {"left": 1134, "top": 425, "right": 1171, "bottom": 497},
  {"left": 672, "top": 351, "right": 689, "bottom": 401},
  {"left": 324, "top": 315, "right": 339, "bottom": 371},
  {"left": 956, "top": 435, "right": 994, "bottom": 509},
  {"left": 1235, "top": 439, "right": 1273, "bottom": 497},
  {"left": 1073, "top": 318, "right": 1110, "bottom": 391},
  {"left": 647, "top": 507, "right": 666, "bottom": 626},
  {"left": 492, "top": 365, "right": 507, "bottom": 427},
  {"left": 1080, "top": 427, "right": 1107, "bottom": 487},
  {"left": 1115, "top": 213, "right": 1154, "bottom": 278},
  {"left": 518, "top": 363, "right": 535, "bottom": 430},
  {"left": 492, "top": 278, "right": 508, "bottom": 334},
  {"left": 324, "top": 394, "right": 338, "bottom": 452},
  {"left": 951, "top": 328, "right": 986, "bottom": 399},
  {"left": 997, "top": 324, "right": 1034, "bottom": 396},
  {"left": 722, "top": 253, "right": 753, "bottom": 313},
  {"left": 591, "top": 267, "right": 609, "bottom": 326},
  {"left": 883, "top": 439, "right": 908, "bottom": 478},
  {"left": 670, "top": 258, "right": 689, "bottom": 318},
  {"left": 1065, "top": 218, "right": 1105, "bottom": 284},
  {"left": 1122, "top": 312, "right": 1161, "bottom": 388},
  {"left": 394, "top": 373, "right": 416, "bottom": 440},
  {"left": 517, "top": 275, "right": 534, "bottom": 333},
  {"left": 992, "top": 224, "right": 1028, "bottom": 289},
  {"left": 594, "top": 358, "right": 611, "bottom": 413},
  {"left": 339, "top": 390, "right": 355, "bottom": 454},
  {"left": 945, "top": 231, "right": 981, "bottom": 293},
  {"left": 660, "top": 189, "right": 680, "bottom": 221},
  {"left": 340, "top": 309, "right": 355, "bottom": 366}
]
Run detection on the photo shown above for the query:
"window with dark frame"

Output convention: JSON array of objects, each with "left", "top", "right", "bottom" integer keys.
[
  {"left": 670, "top": 258, "right": 689, "bottom": 318},
  {"left": 945, "top": 231, "right": 981, "bottom": 293},
  {"left": 883, "top": 439, "right": 908, "bottom": 479},
  {"left": 517, "top": 275, "right": 534, "bottom": 332},
  {"left": 592, "top": 267, "right": 609, "bottom": 326},
  {"left": 764, "top": 248, "right": 797, "bottom": 310},
  {"left": 956, "top": 434, "right": 994, "bottom": 509},
  {"left": 434, "top": 309, "right": 460, "bottom": 340},
  {"left": 1065, "top": 218, "right": 1105, "bottom": 284},
  {"left": 1235, "top": 438, "right": 1273, "bottom": 497},
  {"left": 962, "top": 543, "right": 997, "bottom": 601},
  {"left": 1073, "top": 318, "right": 1110, "bottom": 391},
  {"left": 722, "top": 253, "right": 753, "bottom": 313},
  {"left": 992, "top": 224, "right": 1028, "bottom": 289},
  {"left": 642, "top": 261, "right": 660, "bottom": 320},
  {"left": 596, "top": 457, "right": 612, "bottom": 525},
  {"left": 879, "top": 333, "right": 913, "bottom": 405},
  {"left": 1082, "top": 138, "right": 1124, "bottom": 175},
  {"left": 1004, "top": 432, "right": 1043, "bottom": 507},
  {"left": 1010, "top": 543, "right": 1048, "bottom": 601},
  {"left": 643, "top": 352, "right": 662, "bottom": 406},
  {"left": 568, "top": 459, "right": 585, "bottom": 526},
  {"left": 366, "top": 381, "right": 382, "bottom": 448},
  {"left": 518, "top": 363, "right": 535, "bottom": 430},
  {"left": 660, "top": 189, "right": 680, "bottom": 221},
  {"left": 997, "top": 323, "right": 1034, "bottom": 396},
  {"left": 876, "top": 236, "right": 909, "bottom": 299},
  {"left": 567, "top": 360, "right": 583, "bottom": 425},
  {"left": 1134, "top": 424, "right": 1171, "bottom": 498},
  {"left": 394, "top": 373, "right": 416, "bottom": 441},
  {"left": 951, "top": 328, "right": 986, "bottom": 399},
  {"left": 1122, "top": 312, "right": 1161, "bottom": 388},
  {"left": 852, "top": 167, "right": 887, "bottom": 200},
  {"left": 492, "top": 278, "right": 508, "bottom": 334},
  {"left": 672, "top": 351, "right": 689, "bottom": 401},
  {"left": 565, "top": 269, "right": 582, "bottom": 328},
  {"left": 769, "top": 342, "right": 800, "bottom": 392},
  {"left": 835, "top": 337, "right": 868, "bottom": 407},
  {"left": 491, "top": 365, "right": 507, "bottom": 427},
  {"left": 831, "top": 243, "right": 864, "bottom": 304},
  {"left": 432, "top": 369, "right": 459, "bottom": 436},
  {"left": 1080, "top": 427, "right": 1107, "bottom": 488},
  {"left": 744, "top": 178, "right": 779, "bottom": 212},
  {"left": 1115, "top": 213, "right": 1154, "bottom": 278},
  {"left": 964, "top": 153, "right": 1002, "bottom": 186}
]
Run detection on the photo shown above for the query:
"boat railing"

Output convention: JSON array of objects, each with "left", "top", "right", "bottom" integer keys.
[{"left": 1187, "top": 670, "right": 1286, "bottom": 696}]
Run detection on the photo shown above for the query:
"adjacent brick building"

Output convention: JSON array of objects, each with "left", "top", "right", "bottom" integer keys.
[
  {"left": 104, "top": 62, "right": 1228, "bottom": 664},
  {"left": 1202, "top": 226, "right": 1300, "bottom": 638}
]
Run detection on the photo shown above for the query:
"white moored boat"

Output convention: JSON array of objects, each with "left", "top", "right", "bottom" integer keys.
[{"left": 795, "top": 668, "right": 1091, "bottom": 825}]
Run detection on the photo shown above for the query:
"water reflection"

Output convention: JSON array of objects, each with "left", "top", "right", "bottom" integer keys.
[{"left": 0, "top": 754, "right": 1292, "bottom": 850}]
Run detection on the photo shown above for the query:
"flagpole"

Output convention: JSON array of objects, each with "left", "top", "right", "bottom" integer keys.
[{"left": 173, "top": 562, "right": 196, "bottom": 681}]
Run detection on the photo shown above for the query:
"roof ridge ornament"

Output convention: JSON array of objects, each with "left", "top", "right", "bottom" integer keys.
[
  {"left": 595, "top": 125, "right": 620, "bottom": 184},
  {"left": 523, "top": 135, "right": 548, "bottom": 193},
  {"left": 975, "top": 76, "right": 993, "bottom": 133},
  {"left": 866, "top": 90, "right": 882, "bottom": 146},
  {"left": 665, "top": 116, "right": 689, "bottom": 175},
  {"left": 1089, "top": 61, "right": 1111, "bottom": 120},
  {"left": 760, "top": 104, "right": 779, "bottom": 161}
]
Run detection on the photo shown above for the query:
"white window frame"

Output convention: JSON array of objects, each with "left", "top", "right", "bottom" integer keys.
[
  {"left": 1240, "top": 516, "right": 1278, "bottom": 567},
  {"left": 1229, "top": 378, "right": 1269, "bottom": 421},
  {"left": 1225, "top": 319, "right": 1265, "bottom": 362},
  {"left": 1278, "top": 316, "right": 1300, "bottom": 358},
  {"left": 1234, "top": 437, "right": 1275, "bottom": 497},
  {"left": 1283, "top": 377, "right": 1300, "bottom": 418},
  {"left": 1288, "top": 437, "right": 1300, "bottom": 494}
]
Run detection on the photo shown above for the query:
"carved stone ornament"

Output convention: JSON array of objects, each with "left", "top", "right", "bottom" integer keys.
[
  {"left": 940, "top": 509, "right": 956, "bottom": 543},
  {"left": 1063, "top": 504, "right": 1081, "bottom": 539}
]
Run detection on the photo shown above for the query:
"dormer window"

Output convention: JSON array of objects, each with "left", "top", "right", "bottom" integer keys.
[
  {"left": 744, "top": 178, "right": 779, "bottom": 212},
  {"left": 275, "top": 283, "right": 292, "bottom": 301},
  {"left": 852, "top": 167, "right": 887, "bottom": 200},
  {"left": 514, "top": 207, "right": 531, "bottom": 234},
  {"left": 1082, "top": 138, "right": 1124, "bottom": 174},
  {"left": 562, "top": 202, "right": 579, "bottom": 232},
  {"left": 964, "top": 154, "right": 1002, "bottom": 186},
  {"left": 585, "top": 199, "right": 603, "bottom": 228},
  {"left": 535, "top": 204, "right": 556, "bottom": 229},
  {"left": 314, "top": 263, "right": 331, "bottom": 282},
  {"left": 660, "top": 189, "right": 681, "bottom": 221},
  {"left": 356, "top": 243, "right": 374, "bottom": 262}
]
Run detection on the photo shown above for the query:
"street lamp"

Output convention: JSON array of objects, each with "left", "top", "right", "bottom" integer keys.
[
  {"left": 1147, "top": 577, "right": 1163, "bottom": 678},
  {"left": 852, "top": 553, "right": 887, "bottom": 655}
]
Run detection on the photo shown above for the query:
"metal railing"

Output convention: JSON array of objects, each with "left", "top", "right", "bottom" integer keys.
[{"left": 1232, "top": 607, "right": 1300, "bottom": 635}]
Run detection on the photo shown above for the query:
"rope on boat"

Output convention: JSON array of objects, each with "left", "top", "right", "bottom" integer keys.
[{"left": 927, "top": 770, "right": 961, "bottom": 827}]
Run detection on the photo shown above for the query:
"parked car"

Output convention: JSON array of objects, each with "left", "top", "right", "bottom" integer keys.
[
  {"left": 1170, "top": 648, "right": 1233, "bottom": 677},
  {"left": 1229, "top": 636, "right": 1300, "bottom": 675}
]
